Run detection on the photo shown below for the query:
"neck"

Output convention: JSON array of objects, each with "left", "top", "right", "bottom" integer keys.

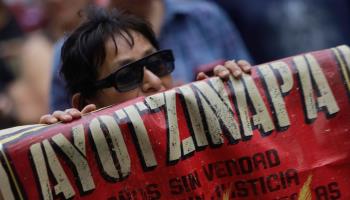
[{"left": 146, "top": 0, "right": 164, "bottom": 37}]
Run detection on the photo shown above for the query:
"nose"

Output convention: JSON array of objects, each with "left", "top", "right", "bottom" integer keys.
[{"left": 141, "top": 68, "right": 164, "bottom": 94}]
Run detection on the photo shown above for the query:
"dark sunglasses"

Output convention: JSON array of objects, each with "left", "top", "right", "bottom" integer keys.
[{"left": 94, "top": 49, "right": 175, "bottom": 92}]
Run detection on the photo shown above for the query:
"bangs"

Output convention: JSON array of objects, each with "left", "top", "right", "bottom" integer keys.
[{"left": 109, "top": 29, "right": 136, "bottom": 56}]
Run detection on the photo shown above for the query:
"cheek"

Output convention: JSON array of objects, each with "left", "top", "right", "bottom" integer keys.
[{"left": 161, "top": 75, "right": 173, "bottom": 89}]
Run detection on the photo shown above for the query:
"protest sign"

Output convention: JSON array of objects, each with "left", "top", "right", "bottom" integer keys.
[{"left": 1, "top": 45, "right": 349, "bottom": 200}]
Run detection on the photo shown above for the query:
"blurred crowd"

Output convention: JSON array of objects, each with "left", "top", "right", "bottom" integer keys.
[{"left": 0, "top": 0, "right": 349, "bottom": 129}]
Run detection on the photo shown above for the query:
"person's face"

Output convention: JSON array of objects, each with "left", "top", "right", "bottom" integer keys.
[{"left": 88, "top": 31, "right": 173, "bottom": 108}]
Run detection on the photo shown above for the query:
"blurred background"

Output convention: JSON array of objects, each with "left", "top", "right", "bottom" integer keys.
[{"left": 0, "top": 0, "right": 349, "bottom": 129}]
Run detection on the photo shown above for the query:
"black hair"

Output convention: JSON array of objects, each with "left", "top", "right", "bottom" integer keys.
[{"left": 60, "top": 6, "right": 159, "bottom": 101}]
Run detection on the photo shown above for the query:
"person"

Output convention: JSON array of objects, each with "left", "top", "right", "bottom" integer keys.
[
  {"left": 49, "top": 0, "right": 252, "bottom": 112},
  {"left": 212, "top": 0, "right": 350, "bottom": 64},
  {"left": 40, "top": 7, "right": 251, "bottom": 124},
  {"left": 0, "top": 0, "right": 24, "bottom": 128},
  {"left": 7, "top": 0, "right": 92, "bottom": 124}
]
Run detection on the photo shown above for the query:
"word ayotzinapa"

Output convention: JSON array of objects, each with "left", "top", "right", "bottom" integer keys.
[{"left": 1, "top": 45, "right": 349, "bottom": 200}]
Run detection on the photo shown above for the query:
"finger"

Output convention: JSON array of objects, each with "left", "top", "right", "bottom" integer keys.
[
  {"left": 213, "top": 65, "right": 230, "bottom": 80},
  {"left": 39, "top": 114, "right": 58, "bottom": 124},
  {"left": 196, "top": 72, "right": 209, "bottom": 81},
  {"left": 52, "top": 110, "right": 73, "bottom": 122},
  {"left": 224, "top": 60, "right": 242, "bottom": 78},
  {"left": 81, "top": 104, "right": 97, "bottom": 114},
  {"left": 64, "top": 108, "right": 82, "bottom": 119},
  {"left": 237, "top": 60, "right": 252, "bottom": 73}
]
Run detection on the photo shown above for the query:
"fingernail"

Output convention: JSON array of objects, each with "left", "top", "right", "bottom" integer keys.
[
  {"left": 49, "top": 118, "right": 58, "bottom": 123},
  {"left": 219, "top": 70, "right": 229, "bottom": 77},
  {"left": 234, "top": 71, "right": 242, "bottom": 76},
  {"left": 71, "top": 110, "right": 80, "bottom": 115},
  {"left": 63, "top": 115, "right": 72, "bottom": 120}
]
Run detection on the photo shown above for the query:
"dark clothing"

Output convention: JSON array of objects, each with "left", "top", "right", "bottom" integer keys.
[{"left": 213, "top": 0, "right": 350, "bottom": 63}]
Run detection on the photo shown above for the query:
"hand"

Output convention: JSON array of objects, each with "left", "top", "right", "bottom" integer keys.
[
  {"left": 39, "top": 104, "right": 97, "bottom": 124},
  {"left": 196, "top": 60, "right": 252, "bottom": 81}
]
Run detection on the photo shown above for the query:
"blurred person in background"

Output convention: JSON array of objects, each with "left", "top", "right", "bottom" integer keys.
[
  {"left": 49, "top": 0, "right": 252, "bottom": 111},
  {"left": 0, "top": 0, "right": 24, "bottom": 128},
  {"left": 8, "top": 0, "right": 92, "bottom": 125},
  {"left": 212, "top": 0, "right": 350, "bottom": 64}
]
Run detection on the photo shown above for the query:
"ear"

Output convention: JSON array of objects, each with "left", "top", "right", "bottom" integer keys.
[{"left": 72, "top": 93, "right": 85, "bottom": 110}]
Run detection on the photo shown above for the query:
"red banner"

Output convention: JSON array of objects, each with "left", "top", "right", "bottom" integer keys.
[{"left": 1, "top": 45, "right": 350, "bottom": 200}]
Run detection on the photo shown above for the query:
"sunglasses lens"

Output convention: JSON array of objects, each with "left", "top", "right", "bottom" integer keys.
[
  {"left": 114, "top": 65, "right": 143, "bottom": 92},
  {"left": 148, "top": 61, "right": 174, "bottom": 77},
  {"left": 146, "top": 51, "right": 174, "bottom": 77}
]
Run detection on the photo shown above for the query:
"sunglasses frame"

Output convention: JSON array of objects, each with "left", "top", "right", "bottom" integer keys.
[{"left": 94, "top": 49, "right": 174, "bottom": 92}]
